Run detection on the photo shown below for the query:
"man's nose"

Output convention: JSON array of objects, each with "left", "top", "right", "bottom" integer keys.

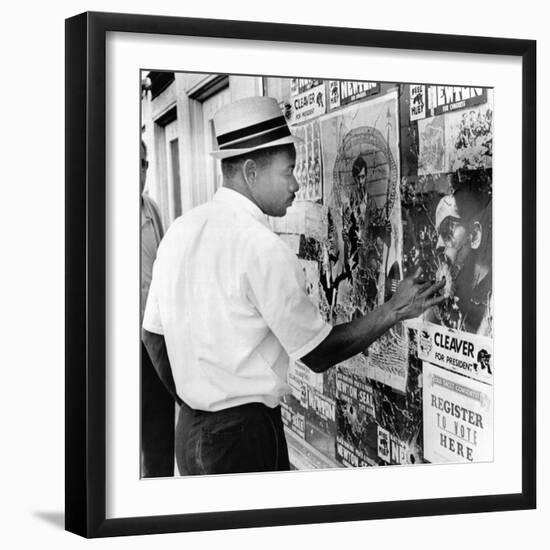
[
  {"left": 436, "top": 234, "right": 445, "bottom": 250},
  {"left": 290, "top": 174, "right": 299, "bottom": 193}
]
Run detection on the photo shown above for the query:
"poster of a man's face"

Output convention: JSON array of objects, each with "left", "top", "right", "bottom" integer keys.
[
  {"left": 434, "top": 183, "right": 492, "bottom": 336},
  {"left": 351, "top": 155, "right": 368, "bottom": 203}
]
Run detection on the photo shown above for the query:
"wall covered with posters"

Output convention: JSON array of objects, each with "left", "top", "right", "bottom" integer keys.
[{"left": 266, "top": 77, "right": 494, "bottom": 468}]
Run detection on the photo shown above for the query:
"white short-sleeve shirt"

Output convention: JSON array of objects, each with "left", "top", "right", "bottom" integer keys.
[{"left": 143, "top": 187, "right": 332, "bottom": 412}]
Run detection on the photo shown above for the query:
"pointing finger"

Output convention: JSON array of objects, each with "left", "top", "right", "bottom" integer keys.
[
  {"left": 420, "top": 278, "right": 446, "bottom": 298},
  {"left": 417, "top": 281, "right": 431, "bottom": 293},
  {"left": 424, "top": 294, "right": 447, "bottom": 309}
]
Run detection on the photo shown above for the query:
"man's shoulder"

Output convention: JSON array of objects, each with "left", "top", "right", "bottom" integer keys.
[
  {"left": 165, "top": 199, "right": 286, "bottom": 252},
  {"left": 166, "top": 200, "right": 214, "bottom": 230},
  {"left": 187, "top": 198, "right": 272, "bottom": 237},
  {"left": 244, "top": 222, "right": 296, "bottom": 263}
]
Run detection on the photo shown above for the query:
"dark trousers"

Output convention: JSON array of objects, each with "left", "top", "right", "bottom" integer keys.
[
  {"left": 141, "top": 343, "right": 175, "bottom": 477},
  {"left": 175, "top": 400, "right": 290, "bottom": 475}
]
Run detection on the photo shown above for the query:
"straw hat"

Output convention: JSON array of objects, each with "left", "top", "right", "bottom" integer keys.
[
  {"left": 210, "top": 96, "right": 301, "bottom": 160},
  {"left": 435, "top": 194, "right": 460, "bottom": 230},
  {"left": 435, "top": 194, "right": 461, "bottom": 248}
]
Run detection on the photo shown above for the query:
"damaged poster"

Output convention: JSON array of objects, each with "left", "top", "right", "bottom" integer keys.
[
  {"left": 339, "top": 81, "right": 380, "bottom": 106},
  {"left": 418, "top": 116, "right": 446, "bottom": 175},
  {"left": 299, "top": 258, "right": 322, "bottom": 308},
  {"left": 401, "top": 170, "right": 493, "bottom": 339},
  {"left": 281, "top": 395, "right": 307, "bottom": 440},
  {"left": 304, "top": 202, "right": 328, "bottom": 242},
  {"left": 320, "top": 90, "right": 401, "bottom": 325},
  {"left": 409, "top": 84, "right": 427, "bottom": 121},
  {"left": 387, "top": 434, "right": 408, "bottom": 465},
  {"left": 288, "top": 257, "right": 324, "bottom": 396},
  {"left": 335, "top": 368, "right": 379, "bottom": 467},
  {"left": 307, "top": 387, "right": 336, "bottom": 425},
  {"left": 365, "top": 327, "right": 409, "bottom": 392},
  {"left": 287, "top": 359, "right": 323, "bottom": 406},
  {"left": 427, "top": 86, "right": 487, "bottom": 118},
  {"left": 445, "top": 99, "right": 493, "bottom": 172},
  {"left": 372, "top": 379, "right": 424, "bottom": 465},
  {"left": 423, "top": 361, "right": 493, "bottom": 463},
  {"left": 291, "top": 78, "right": 324, "bottom": 95},
  {"left": 418, "top": 90, "right": 493, "bottom": 175},
  {"left": 328, "top": 80, "right": 341, "bottom": 109},
  {"left": 335, "top": 434, "right": 374, "bottom": 468},
  {"left": 319, "top": 90, "right": 407, "bottom": 390},
  {"left": 293, "top": 121, "right": 323, "bottom": 202},
  {"left": 305, "top": 387, "right": 337, "bottom": 459},
  {"left": 377, "top": 425, "right": 391, "bottom": 462}
]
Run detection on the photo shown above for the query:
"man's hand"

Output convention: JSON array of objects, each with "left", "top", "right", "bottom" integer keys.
[
  {"left": 388, "top": 268, "right": 446, "bottom": 322},
  {"left": 142, "top": 329, "right": 182, "bottom": 406},
  {"left": 301, "top": 268, "right": 446, "bottom": 373}
]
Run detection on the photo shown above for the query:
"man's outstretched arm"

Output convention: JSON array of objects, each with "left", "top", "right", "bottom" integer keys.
[{"left": 301, "top": 270, "right": 445, "bottom": 373}]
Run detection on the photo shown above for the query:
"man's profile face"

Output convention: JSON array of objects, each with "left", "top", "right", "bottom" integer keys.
[
  {"left": 140, "top": 142, "right": 148, "bottom": 193},
  {"left": 254, "top": 146, "right": 298, "bottom": 217},
  {"left": 356, "top": 167, "right": 367, "bottom": 187}
]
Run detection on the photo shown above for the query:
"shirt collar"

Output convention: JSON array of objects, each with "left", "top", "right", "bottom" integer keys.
[{"left": 213, "top": 187, "right": 270, "bottom": 228}]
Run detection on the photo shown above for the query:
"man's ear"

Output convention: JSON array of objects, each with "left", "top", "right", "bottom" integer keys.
[
  {"left": 470, "top": 221, "right": 482, "bottom": 249},
  {"left": 242, "top": 158, "right": 257, "bottom": 187}
]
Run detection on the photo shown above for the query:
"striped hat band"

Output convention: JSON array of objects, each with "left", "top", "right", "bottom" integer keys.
[{"left": 217, "top": 115, "right": 291, "bottom": 150}]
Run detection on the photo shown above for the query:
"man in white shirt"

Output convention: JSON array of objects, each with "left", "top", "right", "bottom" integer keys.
[{"left": 142, "top": 96, "right": 445, "bottom": 475}]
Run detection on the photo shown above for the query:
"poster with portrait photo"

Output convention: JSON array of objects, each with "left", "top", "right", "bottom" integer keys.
[{"left": 404, "top": 92, "right": 493, "bottom": 340}]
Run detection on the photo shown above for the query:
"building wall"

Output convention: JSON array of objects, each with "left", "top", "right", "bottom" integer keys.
[{"left": 142, "top": 72, "right": 262, "bottom": 228}]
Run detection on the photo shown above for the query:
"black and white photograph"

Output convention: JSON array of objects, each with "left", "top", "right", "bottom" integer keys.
[{"left": 139, "top": 72, "right": 494, "bottom": 477}]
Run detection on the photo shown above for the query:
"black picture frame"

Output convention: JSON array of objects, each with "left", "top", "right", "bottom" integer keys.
[{"left": 65, "top": 11, "right": 536, "bottom": 538}]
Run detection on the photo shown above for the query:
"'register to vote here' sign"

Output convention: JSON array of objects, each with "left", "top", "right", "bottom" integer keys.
[{"left": 422, "top": 361, "right": 493, "bottom": 464}]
